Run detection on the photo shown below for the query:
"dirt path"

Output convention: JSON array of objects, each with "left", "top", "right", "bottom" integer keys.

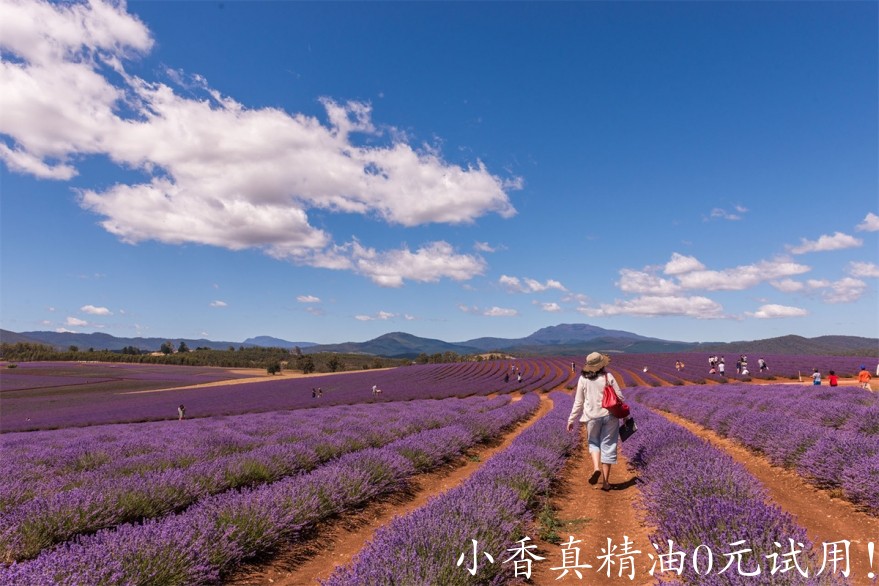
[
  {"left": 527, "top": 435, "right": 656, "bottom": 585},
  {"left": 225, "top": 394, "right": 554, "bottom": 586},
  {"left": 658, "top": 410, "right": 879, "bottom": 585}
]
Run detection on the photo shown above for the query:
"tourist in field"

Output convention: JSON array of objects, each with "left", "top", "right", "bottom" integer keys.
[
  {"left": 758, "top": 358, "right": 768, "bottom": 372},
  {"left": 177, "top": 404, "right": 185, "bottom": 421},
  {"left": 828, "top": 370, "right": 839, "bottom": 387},
  {"left": 312, "top": 388, "right": 316, "bottom": 398},
  {"left": 718, "top": 359, "right": 725, "bottom": 376},
  {"left": 858, "top": 366, "right": 872, "bottom": 390},
  {"left": 566, "top": 352, "right": 624, "bottom": 492},
  {"left": 812, "top": 369, "right": 821, "bottom": 386}
]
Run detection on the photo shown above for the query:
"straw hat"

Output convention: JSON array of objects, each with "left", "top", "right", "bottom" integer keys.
[{"left": 581, "top": 352, "right": 610, "bottom": 374}]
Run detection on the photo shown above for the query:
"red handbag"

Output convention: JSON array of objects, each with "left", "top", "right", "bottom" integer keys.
[{"left": 601, "top": 374, "right": 630, "bottom": 419}]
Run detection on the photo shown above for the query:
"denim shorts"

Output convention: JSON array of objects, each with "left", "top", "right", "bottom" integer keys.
[{"left": 587, "top": 415, "right": 619, "bottom": 464}]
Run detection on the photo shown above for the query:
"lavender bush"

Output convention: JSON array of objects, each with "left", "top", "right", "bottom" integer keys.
[{"left": 322, "top": 391, "right": 576, "bottom": 586}]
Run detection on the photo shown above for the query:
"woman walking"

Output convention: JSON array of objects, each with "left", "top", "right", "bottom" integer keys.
[{"left": 566, "top": 352, "right": 624, "bottom": 491}]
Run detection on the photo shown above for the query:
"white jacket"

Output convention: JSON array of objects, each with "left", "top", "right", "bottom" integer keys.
[{"left": 568, "top": 372, "right": 624, "bottom": 425}]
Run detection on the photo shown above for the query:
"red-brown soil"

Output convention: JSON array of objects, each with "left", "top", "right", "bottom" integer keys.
[{"left": 221, "top": 376, "right": 877, "bottom": 585}]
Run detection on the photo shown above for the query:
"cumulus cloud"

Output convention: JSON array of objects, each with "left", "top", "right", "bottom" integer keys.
[
  {"left": 769, "top": 279, "right": 805, "bottom": 292},
  {"left": 708, "top": 205, "right": 748, "bottom": 221},
  {"left": 65, "top": 316, "right": 88, "bottom": 326},
  {"left": 484, "top": 306, "right": 518, "bottom": 317},
  {"left": 537, "top": 302, "right": 562, "bottom": 312},
  {"left": 816, "top": 277, "right": 868, "bottom": 304},
  {"left": 341, "top": 241, "right": 485, "bottom": 287},
  {"left": 856, "top": 212, "right": 879, "bottom": 232},
  {"left": 674, "top": 258, "right": 811, "bottom": 291},
  {"left": 297, "top": 295, "right": 321, "bottom": 303},
  {"left": 355, "top": 311, "right": 397, "bottom": 321},
  {"left": 788, "top": 232, "right": 863, "bottom": 254},
  {"left": 209, "top": 300, "right": 227, "bottom": 308},
  {"left": 848, "top": 261, "right": 879, "bottom": 278},
  {"left": 664, "top": 253, "right": 706, "bottom": 276},
  {"left": 499, "top": 275, "right": 566, "bottom": 293},
  {"left": 578, "top": 295, "right": 724, "bottom": 318},
  {"left": 620, "top": 255, "right": 810, "bottom": 294},
  {"left": 746, "top": 304, "right": 808, "bottom": 319},
  {"left": 80, "top": 304, "right": 111, "bottom": 315},
  {"left": 618, "top": 269, "right": 682, "bottom": 295},
  {"left": 0, "top": 0, "right": 517, "bottom": 287},
  {"left": 474, "top": 241, "right": 500, "bottom": 253}
]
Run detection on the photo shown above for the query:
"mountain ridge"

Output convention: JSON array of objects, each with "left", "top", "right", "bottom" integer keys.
[{"left": 3, "top": 324, "right": 876, "bottom": 359}]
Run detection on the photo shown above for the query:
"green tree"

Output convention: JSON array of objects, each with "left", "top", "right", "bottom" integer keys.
[
  {"left": 68, "top": 345, "right": 79, "bottom": 353},
  {"left": 267, "top": 361, "right": 281, "bottom": 375},
  {"left": 178, "top": 341, "right": 190, "bottom": 353},
  {"left": 160, "top": 341, "right": 174, "bottom": 355},
  {"left": 327, "top": 355, "right": 343, "bottom": 372},
  {"left": 298, "top": 355, "right": 315, "bottom": 374}
]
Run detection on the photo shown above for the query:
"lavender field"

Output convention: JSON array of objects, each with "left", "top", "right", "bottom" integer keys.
[{"left": 1, "top": 353, "right": 877, "bottom": 584}]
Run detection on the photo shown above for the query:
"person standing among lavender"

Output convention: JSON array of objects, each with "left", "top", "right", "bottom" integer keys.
[{"left": 566, "top": 352, "right": 624, "bottom": 492}]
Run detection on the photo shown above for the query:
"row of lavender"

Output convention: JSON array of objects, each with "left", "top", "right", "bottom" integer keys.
[
  {"left": 629, "top": 384, "right": 879, "bottom": 515},
  {"left": 0, "top": 394, "right": 541, "bottom": 584},
  {"left": 323, "top": 391, "right": 577, "bottom": 585},
  {"left": 2, "top": 359, "right": 566, "bottom": 432},
  {"left": 621, "top": 403, "right": 847, "bottom": 585},
  {"left": 0, "top": 396, "right": 518, "bottom": 561},
  {"left": 0, "top": 361, "right": 257, "bottom": 392}
]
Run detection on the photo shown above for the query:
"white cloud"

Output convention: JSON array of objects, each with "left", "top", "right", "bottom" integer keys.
[
  {"left": 579, "top": 295, "right": 724, "bottom": 318},
  {"left": 209, "top": 300, "right": 227, "bottom": 308},
  {"left": 342, "top": 241, "right": 485, "bottom": 287},
  {"left": 65, "top": 316, "right": 88, "bottom": 326},
  {"left": 474, "top": 241, "right": 500, "bottom": 253},
  {"left": 55, "top": 328, "right": 76, "bottom": 333},
  {"left": 297, "top": 295, "right": 321, "bottom": 303},
  {"left": 664, "top": 253, "right": 706, "bottom": 276},
  {"left": 818, "top": 277, "right": 868, "bottom": 304},
  {"left": 708, "top": 205, "right": 747, "bottom": 221},
  {"left": 674, "top": 258, "right": 811, "bottom": 291},
  {"left": 788, "top": 232, "right": 863, "bottom": 254},
  {"left": 620, "top": 256, "right": 809, "bottom": 294},
  {"left": 618, "top": 269, "right": 682, "bottom": 295},
  {"left": 848, "top": 261, "right": 879, "bottom": 278},
  {"left": 354, "top": 311, "right": 397, "bottom": 321},
  {"left": 305, "top": 306, "right": 324, "bottom": 316},
  {"left": 856, "top": 212, "right": 879, "bottom": 232},
  {"left": 769, "top": 279, "right": 805, "bottom": 292},
  {"left": 499, "top": 275, "right": 566, "bottom": 293},
  {"left": 537, "top": 302, "right": 562, "bottom": 312},
  {"left": 457, "top": 304, "right": 482, "bottom": 315},
  {"left": 80, "top": 304, "right": 111, "bottom": 315},
  {"left": 746, "top": 304, "right": 808, "bottom": 319},
  {"left": 0, "top": 0, "right": 517, "bottom": 286},
  {"left": 484, "top": 306, "right": 518, "bottom": 317}
]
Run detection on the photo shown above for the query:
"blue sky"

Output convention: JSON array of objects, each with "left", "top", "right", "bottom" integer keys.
[{"left": 1, "top": 0, "right": 877, "bottom": 345}]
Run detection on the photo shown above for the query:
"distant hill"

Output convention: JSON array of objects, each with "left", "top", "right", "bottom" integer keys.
[
  {"left": 305, "top": 332, "right": 478, "bottom": 358},
  {"left": 3, "top": 331, "right": 256, "bottom": 352},
  {"left": 2, "top": 325, "right": 875, "bottom": 358},
  {"left": 691, "top": 334, "right": 879, "bottom": 356},
  {"left": 242, "top": 336, "right": 316, "bottom": 350}
]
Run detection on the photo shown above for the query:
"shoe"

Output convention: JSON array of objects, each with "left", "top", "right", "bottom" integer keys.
[{"left": 588, "top": 470, "right": 601, "bottom": 485}]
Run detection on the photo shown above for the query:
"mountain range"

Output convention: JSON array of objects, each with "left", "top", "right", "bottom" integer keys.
[{"left": 2, "top": 324, "right": 876, "bottom": 358}]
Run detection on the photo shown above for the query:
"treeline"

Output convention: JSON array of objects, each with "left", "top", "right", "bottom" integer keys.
[
  {"left": 413, "top": 351, "right": 507, "bottom": 364},
  {"left": 0, "top": 343, "right": 409, "bottom": 373}
]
